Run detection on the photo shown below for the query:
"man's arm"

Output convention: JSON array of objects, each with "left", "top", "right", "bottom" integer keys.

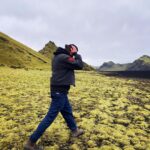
[{"left": 61, "top": 53, "right": 84, "bottom": 70}]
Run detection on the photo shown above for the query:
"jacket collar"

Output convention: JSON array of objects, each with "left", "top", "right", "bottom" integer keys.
[{"left": 54, "top": 47, "right": 70, "bottom": 56}]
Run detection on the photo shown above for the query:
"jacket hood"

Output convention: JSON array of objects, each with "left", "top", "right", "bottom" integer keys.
[{"left": 53, "top": 47, "right": 70, "bottom": 56}]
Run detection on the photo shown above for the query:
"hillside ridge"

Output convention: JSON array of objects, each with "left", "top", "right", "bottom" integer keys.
[
  {"left": 0, "top": 32, "right": 50, "bottom": 69},
  {"left": 99, "top": 55, "right": 150, "bottom": 71}
]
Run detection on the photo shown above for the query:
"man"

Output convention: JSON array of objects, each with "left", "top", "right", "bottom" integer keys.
[{"left": 24, "top": 44, "right": 84, "bottom": 150}]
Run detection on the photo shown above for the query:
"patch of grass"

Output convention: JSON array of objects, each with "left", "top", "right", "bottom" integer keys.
[{"left": 0, "top": 68, "right": 150, "bottom": 149}]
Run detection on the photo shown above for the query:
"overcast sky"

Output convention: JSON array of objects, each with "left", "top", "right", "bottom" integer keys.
[{"left": 0, "top": 0, "right": 150, "bottom": 66}]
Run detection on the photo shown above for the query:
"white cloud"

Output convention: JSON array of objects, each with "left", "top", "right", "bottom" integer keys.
[{"left": 0, "top": 0, "right": 150, "bottom": 66}]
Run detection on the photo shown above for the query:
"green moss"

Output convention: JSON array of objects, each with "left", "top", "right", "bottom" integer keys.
[
  {"left": 0, "top": 68, "right": 150, "bottom": 149},
  {"left": 123, "top": 145, "right": 135, "bottom": 150},
  {"left": 87, "top": 140, "right": 96, "bottom": 148},
  {"left": 45, "top": 144, "right": 59, "bottom": 150},
  {"left": 99, "top": 145, "right": 121, "bottom": 150},
  {"left": 144, "top": 104, "right": 150, "bottom": 110},
  {"left": 70, "top": 144, "right": 80, "bottom": 150},
  {"left": 114, "top": 118, "right": 131, "bottom": 126}
]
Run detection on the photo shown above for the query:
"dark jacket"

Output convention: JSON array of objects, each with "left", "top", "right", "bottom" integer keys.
[{"left": 50, "top": 47, "right": 83, "bottom": 93}]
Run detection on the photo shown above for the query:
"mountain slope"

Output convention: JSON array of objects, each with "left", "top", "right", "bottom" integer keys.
[
  {"left": 82, "top": 62, "right": 95, "bottom": 71},
  {"left": 39, "top": 41, "right": 57, "bottom": 60},
  {"left": 39, "top": 42, "right": 95, "bottom": 71},
  {"left": 0, "top": 32, "right": 50, "bottom": 69},
  {"left": 127, "top": 55, "right": 150, "bottom": 71},
  {"left": 99, "top": 61, "right": 129, "bottom": 71},
  {"left": 99, "top": 55, "right": 150, "bottom": 71}
]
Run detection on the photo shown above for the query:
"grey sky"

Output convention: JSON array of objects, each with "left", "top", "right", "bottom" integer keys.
[{"left": 0, "top": 0, "right": 150, "bottom": 66}]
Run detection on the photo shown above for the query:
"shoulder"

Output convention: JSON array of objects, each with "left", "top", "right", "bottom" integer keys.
[
  {"left": 57, "top": 54, "right": 75, "bottom": 63},
  {"left": 57, "top": 54, "right": 70, "bottom": 59}
]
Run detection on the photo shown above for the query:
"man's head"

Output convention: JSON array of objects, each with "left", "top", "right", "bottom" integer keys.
[{"left": 65, "top": 44, "right": 78, "bottom": 56}]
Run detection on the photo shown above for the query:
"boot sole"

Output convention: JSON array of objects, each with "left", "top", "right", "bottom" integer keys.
[{"left": 72, "top": 131, "right": 84, "bottom": 137}]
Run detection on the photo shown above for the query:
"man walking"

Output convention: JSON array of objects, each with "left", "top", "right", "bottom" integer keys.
[{"left": 24, "top": 44, "right": 84, "bottom": 150}]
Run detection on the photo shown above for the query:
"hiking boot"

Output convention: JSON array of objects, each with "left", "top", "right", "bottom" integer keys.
[
  {"left": 71, "top": 128, "right": 84, "bottom": 137},
  {"left": 23, "top": 139, "right": 43, "bottom": 150}
]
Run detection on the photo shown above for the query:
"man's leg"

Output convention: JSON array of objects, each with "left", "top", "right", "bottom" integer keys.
[
  {"left": 60, "top": 95, "right": 77, "bottom": 131},
  {"left": 29, "top": 92, "right": 64, "bottom": 143}
]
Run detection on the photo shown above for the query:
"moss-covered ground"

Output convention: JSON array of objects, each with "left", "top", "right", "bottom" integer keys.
[{"left": 0, "top": 67, "right": 150, "bottom": 150}]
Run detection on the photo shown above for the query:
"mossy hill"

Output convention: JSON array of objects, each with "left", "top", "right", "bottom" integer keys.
[
  {"left": 39, "top": 41, "right": 95, "bottom": 71},
  {"left": 39, "top": 41, "right": 57, "bottom": 61},
  {"left": 0, "top": 32, "right": 50, "bottom": 70},
  {"left": 127, "top": 55, "right": 150, "bottom": 71},
  {"left": 99, "top": 55, "right": 150, "bottom": 71},
  {"left": 99, "top": 61, "right": 129, "bottom": 71}
]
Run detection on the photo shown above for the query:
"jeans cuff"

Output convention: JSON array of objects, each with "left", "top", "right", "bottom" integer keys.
[{"left": 71, "top": 127, "right": 78, "bottom": 132}]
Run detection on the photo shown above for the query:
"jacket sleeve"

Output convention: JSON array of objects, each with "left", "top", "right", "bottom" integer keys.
[{"left": 61, "top": 53, "right": 84, "bottom": 70}]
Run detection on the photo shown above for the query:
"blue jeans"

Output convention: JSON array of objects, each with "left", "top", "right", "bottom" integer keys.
[{"left": 29, "top": 91, "right": 77, "bottom": 143}]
